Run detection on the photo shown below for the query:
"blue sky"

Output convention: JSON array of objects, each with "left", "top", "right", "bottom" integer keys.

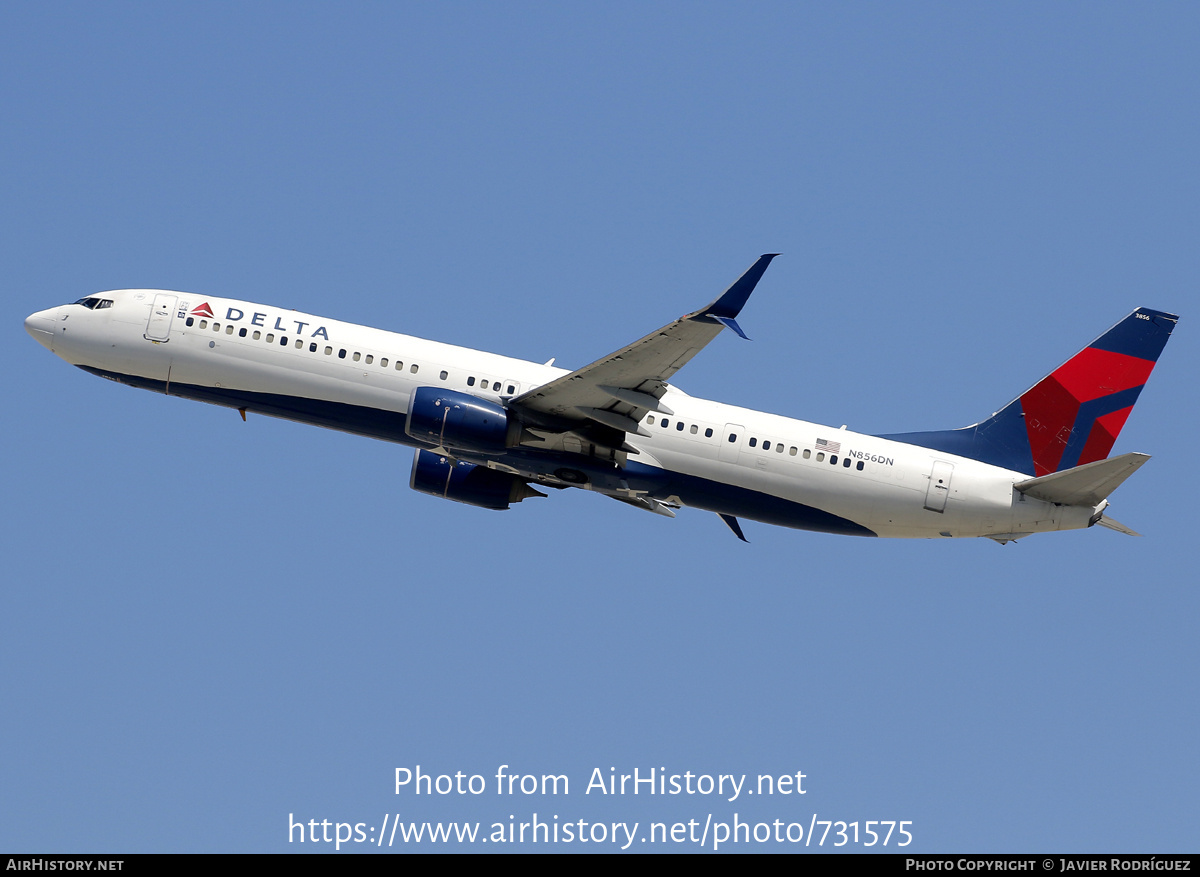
[{"left": 3, "top": 2, "right": 1197, "bottom": 853}]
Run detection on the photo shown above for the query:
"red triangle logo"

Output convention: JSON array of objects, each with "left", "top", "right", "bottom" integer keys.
[{"left": 190, "top": 302, "right": 215, "bottom": 318}]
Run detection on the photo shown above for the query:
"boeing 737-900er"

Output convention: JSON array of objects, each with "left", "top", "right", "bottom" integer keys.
[{"left": 24, "top": 255, "right": 1178, "bottom": 543}]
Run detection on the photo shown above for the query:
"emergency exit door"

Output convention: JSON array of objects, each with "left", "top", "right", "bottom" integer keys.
[{"left": 924, "top": 461, "right": 954, "bottom": 513}]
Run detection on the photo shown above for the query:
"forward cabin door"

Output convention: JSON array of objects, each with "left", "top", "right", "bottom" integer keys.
[
  {"left": 924, "top": 460, "right": 954, "bottom": 513},
  {"left": 144, "top": 294, "right": 177, "bottom": 342}
]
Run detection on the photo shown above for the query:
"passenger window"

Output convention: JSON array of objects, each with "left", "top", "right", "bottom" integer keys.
[
  {"left": 468, "top": 377, "right": 476, "bottom": 386},
  {"left": 239, "top": 328, "right": 247, "bottom": 337},
  {"left": 803, "top": 449, "right": 811, "bottom": 459},
  {"left": 690, "top": 424, "right": 698, "bottom": 434},
  {"left": 440, "top": 370, "right": 449, "bottom": 381},
  {"left": 789, "top": 446, "right": 797, "bottom": 456},
  {"left": 705, "top": 428, "right": 713, "bottom": 438},
  {"left": 843, "top": 457, "right": 852, "bottom": 468},
  {"left": 507, "top": 384, "right": 515, "bottom": 394},
  {"left": 395, "top": 361, "right": 404, "bottom": 370},
  {"left": 676, "top": 421, "right": 684, "bottom": 431},
  {"left": 186, "top": 317, "right": 194, "bottom": 327},
  {"left": 381, "top": 358, "right": 388, "bottom": 367},
  {"left": 253, "top": 331, "right": 261, "bottom": 340},
  {"left": 365, "top": 354, "right": 373, "bottom": 364},
  {"left": 225, "top": 325, "right": 234, "bottom": 335},
  {"left": 295, "top": 339, "right": 303, "bottom": 349},
  {"left": 280, "top": 336, "right": 288, "bottom": 346},
  {"left": 763, "top": 441, "right": 770, "bottom": 451},
  {"left": 213, "top": 323, "right": 220, "bottom": 331},
  {"left": 199, "top": 320, "right": 208, "bottom": 329},
  {"left": 353, "top": 352, "right": 361, "bottom": 362},
  {"left": 410, "top": 364, "right": 419, "bottom": 374},
  {"left": 749, "top": 438, "right": 757, "bottom": 448},
  {"left": 816, "top": 452, "right": 824, "bottom": 462},
  {"left": 856, "top": 461, "right": 864, "bottom": 471},
  {"left": 309, "top": 343, "right": 317, "bottom": 352},
  {"left": 661, "top": 419, "right": 670, "bottom": 428},
  {"left": 325, "top": 346, "right": 332, "bottom": 355},
  {"left": 830, "top": 455, "right": 838, "bottom": 465},
  {"left": 266, "top": 334, "right": 274, "bottom": 343},
  {"left": 493, "top": 382, "right": 500, "bottom": 391},
  {"left": 729, "top": 434, "right": 737, "bottom": 443},
  {"left": 776, "top": 444, "right": 784, "bottom": 453},
  {"left": 338, "top": 349, "right": 346, "bottom": 359}
]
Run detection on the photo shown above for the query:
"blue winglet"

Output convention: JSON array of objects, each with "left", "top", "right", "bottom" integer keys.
[
  {"left": 709, "top": 314, "right": 751, "bottom": 340},
  {"left": 696, "top": 253, "right": 778, "bottom": 320}
]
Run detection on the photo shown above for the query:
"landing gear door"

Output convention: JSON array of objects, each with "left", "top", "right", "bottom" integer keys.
[
  {"left": 145, "top": 294, "right": 177, "bottom": 342},
  {"left": 924, "top": 460, "right": 954, "bottom": 513}
]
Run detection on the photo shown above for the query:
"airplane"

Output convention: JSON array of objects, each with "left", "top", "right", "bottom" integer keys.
[{"left": 24, "top": 255, "right": 1177, "bottom": 543}]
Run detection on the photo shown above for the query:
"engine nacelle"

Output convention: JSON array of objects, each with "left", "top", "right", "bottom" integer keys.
[
  {"left": 405, "top": 387, "right": 517, "bottom": 452},
  {"left": 409, "top": 449, "right": 545, "bottom": 510}
]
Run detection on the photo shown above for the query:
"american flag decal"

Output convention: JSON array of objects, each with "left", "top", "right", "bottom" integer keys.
[{"left": 816, "top": 438, "right": 841, "bottom": 454}]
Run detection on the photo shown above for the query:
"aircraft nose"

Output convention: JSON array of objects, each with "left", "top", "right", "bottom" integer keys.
[{"left": 25, "top": 307, "right": 58, "bottom": 351}]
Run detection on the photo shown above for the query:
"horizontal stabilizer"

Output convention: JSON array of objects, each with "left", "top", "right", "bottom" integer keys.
[
  {"left": 1095, "top": 515, "right": 1142, "bottom": 537},
  {"left": 1014, "top": 452, "right": 1149, "bottom": 506}
]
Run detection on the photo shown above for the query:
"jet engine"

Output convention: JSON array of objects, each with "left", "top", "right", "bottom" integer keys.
[
  {"left": 405, "top": 387, "right": 519, "bottom": 452},
  {"left": 409, "top": 449, "right": 545, "bottom": 510}
]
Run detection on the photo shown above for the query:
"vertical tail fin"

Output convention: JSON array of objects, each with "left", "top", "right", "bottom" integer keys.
[{"left": 880, "top": 308, "right": 1179, "bottom": 476}]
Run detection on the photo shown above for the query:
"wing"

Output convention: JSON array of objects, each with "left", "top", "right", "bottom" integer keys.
[{"left": 509, "top": 254, "right": 778, "bottom": 445}]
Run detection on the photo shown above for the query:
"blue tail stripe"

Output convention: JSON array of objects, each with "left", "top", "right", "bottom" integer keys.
[{"left": 1056, "top": 384, "right": 1145, "bottom": 471}]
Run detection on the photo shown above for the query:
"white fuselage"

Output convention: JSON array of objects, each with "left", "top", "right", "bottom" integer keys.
[{"left": 25, "top": 289, "right": 1097, "bottom": 540}]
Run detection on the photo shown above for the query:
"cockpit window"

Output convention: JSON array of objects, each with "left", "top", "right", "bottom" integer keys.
[{"left": 71, "top": 297, "right": 114, "bottom": 310}]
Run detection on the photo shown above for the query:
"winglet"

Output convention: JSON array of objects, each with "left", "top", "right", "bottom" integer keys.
[
  {"left": 694, "top": 254, "right": 779, "bottom": 321},
  {"left": 710, "top": 314, "right": 751, "bottom": 340}
]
